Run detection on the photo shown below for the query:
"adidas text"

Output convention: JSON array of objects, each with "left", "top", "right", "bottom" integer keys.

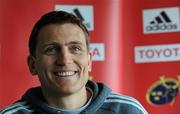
[{"left": 146, "top": 23, "right": 178, "bottom": 32}]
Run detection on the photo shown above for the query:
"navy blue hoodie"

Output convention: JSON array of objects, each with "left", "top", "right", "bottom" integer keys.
[{"left": 0, "top": 81, "right": 148, "bottom": 114}]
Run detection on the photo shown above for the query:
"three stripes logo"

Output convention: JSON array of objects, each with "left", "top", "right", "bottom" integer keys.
[
  {"left": 146, "top": 11, "right": 177, "bottom": 32},
  {"left": 55, "top": 5, "right": 94, "bottom": 31},
  {"left": 72, "top": 8, "right": 91, "bottom": 29},
  {"left": 143, "top": 7, "right": 180, "bottom": 34},
  {"left": 150, "top": 11, "right": 171, "bottom": 24}
]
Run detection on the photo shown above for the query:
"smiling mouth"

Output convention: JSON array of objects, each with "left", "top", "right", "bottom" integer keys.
[{"left": 54, "top": 71, "right": 78, "bottom": 77}]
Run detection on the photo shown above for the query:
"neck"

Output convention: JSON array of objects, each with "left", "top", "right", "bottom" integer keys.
[{"left": 42, "top": 87, "right": 91, "bottom": 110}]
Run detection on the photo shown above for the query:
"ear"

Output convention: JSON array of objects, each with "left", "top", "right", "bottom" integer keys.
[
  {"left": 27, "top": 56, "right": 37, "bottom": 75},
  {"left": 88, "top": 52, "right": 92, "bottom": 72}
]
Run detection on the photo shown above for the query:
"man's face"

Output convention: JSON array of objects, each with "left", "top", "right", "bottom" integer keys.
[{"left": 28, "top": 23, "right": 91, "bottom": 95}]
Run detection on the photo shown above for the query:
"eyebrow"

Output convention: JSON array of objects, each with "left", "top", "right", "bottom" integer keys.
[
  {"left": 67, "top": 41, "right": 85, "bottom": 46},
  {"left": 43, "top": 41, "right": 86, "bottom": 47},
  {"left": 43, "top": 42, "right": 58, "bottom": 47}
]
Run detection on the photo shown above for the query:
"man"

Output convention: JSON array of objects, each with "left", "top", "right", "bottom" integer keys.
[{"left": 0, "top": 11, "right": 148, "bottom": 114}]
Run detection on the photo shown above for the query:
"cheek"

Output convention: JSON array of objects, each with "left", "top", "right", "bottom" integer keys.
[
  {"left": 77, "top": 55, "right": 89, "bottom": 67},
  {"left": 35, "top": 56, "right": 56, "bottom": 70},
  {"left": 79, "top": 57, "right": 90, "bottom": 74}
]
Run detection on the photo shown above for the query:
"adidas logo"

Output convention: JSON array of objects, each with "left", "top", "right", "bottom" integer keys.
[
  {"left": 72, "top": 8, "right": 91, "bottom": 29},
  {"left": 149, "top": 11, "right": 171, "bottom": 24},
  {"left": 145, "top": 11, "right": 177, "bottom": 32},
  {"left": 143, "top": 7, "right": 180, "bottom": 34},
  {"left": 55, "top": 5, "right": 94, "bottom": 31}
]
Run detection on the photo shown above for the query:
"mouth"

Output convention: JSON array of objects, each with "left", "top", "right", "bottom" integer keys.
[{"left": 53, "top": 71, "right": 78, "bottom": 77}]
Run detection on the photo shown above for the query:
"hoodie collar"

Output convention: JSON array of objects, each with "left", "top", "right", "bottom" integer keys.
[{"left": 22, "top": 80, "right": 111, "bottom": 114}]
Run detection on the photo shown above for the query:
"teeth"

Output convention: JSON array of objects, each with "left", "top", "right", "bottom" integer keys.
[{"left": 55, "top": 71, "right": 75, "bottom": 77}]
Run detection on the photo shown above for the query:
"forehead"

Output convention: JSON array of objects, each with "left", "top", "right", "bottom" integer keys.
[{"left": 37, "top": 23, "right": 86, "bottom": 45}]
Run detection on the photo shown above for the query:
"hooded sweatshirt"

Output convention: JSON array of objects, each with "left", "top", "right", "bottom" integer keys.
[{"left": 0, "top": 80, "right": 148, "bottom": 114}]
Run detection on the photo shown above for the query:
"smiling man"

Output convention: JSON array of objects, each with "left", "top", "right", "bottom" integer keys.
[{"left": 0, "top": 11, "right": 148, "bottom": 114}]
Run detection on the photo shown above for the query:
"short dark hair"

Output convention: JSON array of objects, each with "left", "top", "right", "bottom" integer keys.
[{"left": 29, "top": 11, "right": 89, "bottom": 57}]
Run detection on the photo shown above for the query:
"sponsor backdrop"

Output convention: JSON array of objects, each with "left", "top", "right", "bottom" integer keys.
[
  {"left": 122, "top": 0, "right": 180, "bottom": 114},
  {"left": 0, "top": 0, "right": 180, "bottom": 114}
]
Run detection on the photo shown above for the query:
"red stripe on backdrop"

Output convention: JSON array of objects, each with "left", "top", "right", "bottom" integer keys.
[{"left": 0, "top": 0, "right": 54, "bottom": 108}]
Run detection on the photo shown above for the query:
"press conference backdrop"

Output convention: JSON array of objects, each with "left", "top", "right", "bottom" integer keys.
[{"left": 0, "top": 0, "right": 180, "bottom": 114}]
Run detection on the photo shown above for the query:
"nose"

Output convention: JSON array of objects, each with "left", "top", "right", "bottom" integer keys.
[{"left": 56, "top": 48, "right": 72, "bottom": 65}]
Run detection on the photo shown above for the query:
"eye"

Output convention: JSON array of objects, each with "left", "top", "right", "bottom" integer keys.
[
  {"left": 70, "top": 45, "right": 82, "bottom": 54},
  {"left": 45, "top": 46, "right": 59, "bottom": 55}
]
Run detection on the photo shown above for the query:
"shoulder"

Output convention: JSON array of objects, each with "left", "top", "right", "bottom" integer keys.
[
  {"left": 103, "top": 93, "right": 148, "bottom": 114},
  {"left": 0, "top": 101, "right": 34, "bottom": 114}
]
